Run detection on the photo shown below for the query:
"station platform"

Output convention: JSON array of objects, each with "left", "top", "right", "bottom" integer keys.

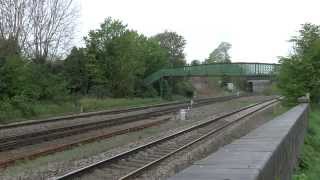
[{"left": 168, "top": 104, "right": 308, "bottom": 180}]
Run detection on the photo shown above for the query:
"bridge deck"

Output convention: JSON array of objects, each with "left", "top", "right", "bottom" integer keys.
[{"left": 144, "top": 63, "right": 280, "bottom": 85}]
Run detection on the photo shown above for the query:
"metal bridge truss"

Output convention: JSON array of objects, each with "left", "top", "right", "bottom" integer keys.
[{"left": 144, "top": 63, "right": 280, "bottom": 85}]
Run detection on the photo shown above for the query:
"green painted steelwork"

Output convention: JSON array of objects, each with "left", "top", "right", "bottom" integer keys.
[{"left": 144, "top": 63, "right": 280, "bottom": 85}]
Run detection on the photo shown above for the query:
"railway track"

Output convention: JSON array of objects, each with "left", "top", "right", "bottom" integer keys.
[
  {"left": 54, "top": 97, "right": 280, "bottom": 180},
  {"left": 0, "top": 94, "right": 247, "bottom": 152},
  {"left": 0, "top": 94, "right": 246, "bottom": 130}
]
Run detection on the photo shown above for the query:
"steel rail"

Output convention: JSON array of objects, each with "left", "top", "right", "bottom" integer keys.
[
  {"left": 0, "top": 94, "right": 247, "bottom": 130},
  {"left": 54, "top": 97, "right": 280, "bottom": 180},
  {"left": 119, "top": 98, "right": 278, "bottom": 180},
  {"left": 0, "top": 94, "right": 247, "bottom": 152},
  {"left": 0, "top": 117, "right": 171, "bottom": 168}
]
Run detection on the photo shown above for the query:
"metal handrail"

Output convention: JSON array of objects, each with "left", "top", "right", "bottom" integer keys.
[{"left": 144, "top": 63, "right": 280, "bottom": 85}]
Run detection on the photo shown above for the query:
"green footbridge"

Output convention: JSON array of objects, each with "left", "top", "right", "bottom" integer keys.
[{"left": 144, "top": 63, "right": 280, "bottom": 85}]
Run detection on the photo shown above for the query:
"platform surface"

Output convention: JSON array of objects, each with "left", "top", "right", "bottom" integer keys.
[{"left": 168, "top": 104, "right": 307, "bottom": 180}]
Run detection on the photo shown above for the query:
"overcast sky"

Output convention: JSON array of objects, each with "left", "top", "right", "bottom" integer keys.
[{"left": 76, "top": 0, "right": 320, "bottom": 63}]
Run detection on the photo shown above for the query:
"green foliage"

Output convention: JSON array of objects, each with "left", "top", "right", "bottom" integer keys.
[
  {"left": 0, "top": 55, "right": 69, "bottom": 120},
  {"left": 136, "top": 86, "right": 158, "bottom": 98},
  {"left": 172, "top": 80, "right": 194, "bottom": 98},
  {"left": 78, "top": 97, "right": 166, "bottom": 112},
  {"left": 291, "top": 23, "right": 320, "bottom": 56},
  {"left": 191, "top": 59, "right": 201, "bottom": 66},
  {"left": 162, "top": 79, "right": 173, "bottom": 100},
  {"left": 205, "top": 42, "right": 232, "bottom": 64},
  {"left": 278, "top": 23, "right": 320, "bottom": 103},
  {"left": 293, "top": 105, "right": 320, "bottom": 180},
  {"left": 0, "top": 97, "right": 168, "bottom": 123},
  {"left": 153, "top": 31, "right": 187, "bottom": 67},
  {"left": 64, "top": 47, "right": 90, "bottom": 95},
  {"left": 84, "top": 18, "right": 169, "bottom": 97},
  {"left": 0, "top": 38, "right": 19, "bottom": 57},
  {"left": 142, "top": 38, "right": 169, "bottom": 76},
  {"left": 0, "top": 17, "right": 193, "bottom": 121}
]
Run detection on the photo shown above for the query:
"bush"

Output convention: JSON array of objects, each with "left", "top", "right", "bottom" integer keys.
[
  {"left": 172, "top": 79, "right": 194, "bottom": 98},
  {"left": 10, "top": 96, "right": 36, "bottom": 117},
  {"left": 0, "top": 97, "right": 35, "bottom": 122},
  {"left": 278, "top": 23, "right": 320, "bottom": 103},
  {"left": 0, "top": 100, "right": 20, "bottom": 121},
  {"left": 138, "top": 86, "right": 158, "bottom": 98},
  {"left": 88, "top": 85, "right": 112, "bottom": 98},
  {"left": 159, "top": 80, "right": 170, "bottom": 100},
  {"left": 293, "top": 105, "right": 320, "bottom": 179}
]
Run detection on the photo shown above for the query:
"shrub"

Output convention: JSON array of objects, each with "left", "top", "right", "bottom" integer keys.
[{"left": 278, "top": 23, "right": 320, "bottom": 103}]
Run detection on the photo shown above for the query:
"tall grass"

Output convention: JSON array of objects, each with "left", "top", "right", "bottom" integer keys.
[
  {"left": 294, "top": 105, "right": 320, "bottom": 180},
  {"left": 0, "top": 97, "right": 171, "bottom": 124},
  {"left": 79, "top": 97, "right": 166, "bottom": 112}
]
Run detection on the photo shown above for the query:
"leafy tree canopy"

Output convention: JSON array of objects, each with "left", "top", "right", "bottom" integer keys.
[
  {"left": 153, "top": 31, "right": 186, "bottom": 67},
  {"left": 82, "top": 17, "right": 169, "bottom": 97},
  {"left": 205, "top": 42, "right": 232, "bottom": 64},
  {"left": 191, "top": 59, "right": 201, "bottom": 66},
  {"left": 278, "top": 23, "right": 320, "bottom": 102}
]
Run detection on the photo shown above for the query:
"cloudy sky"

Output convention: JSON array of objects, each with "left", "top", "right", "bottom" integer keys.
[{"left": 76, "top": 0, "right": 320, "bottom": 63}]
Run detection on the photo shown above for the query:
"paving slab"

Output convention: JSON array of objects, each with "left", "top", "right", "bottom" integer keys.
[
  {"left": 169, "top": 165, "right": 259, "bottom": 180},
  {"left": 168, "top": 104, "right": 309, "bottom": 180}
]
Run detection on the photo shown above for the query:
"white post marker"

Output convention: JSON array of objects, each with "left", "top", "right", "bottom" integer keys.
[{"left": 180, "top": 109, "right": 186, "bottom": 121}]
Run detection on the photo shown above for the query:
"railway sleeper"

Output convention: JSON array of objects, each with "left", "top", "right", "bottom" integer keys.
[
  {"left": 109, "top": 164, "right": 137, "bottom": 172},
  {"left": 128, "top": 157, "right": 152, "bottom": 164},
  {"left": 153, "top": 148, "right": 176, "bottom": 154},
  {"left": 133, "top": 155, "right": 159, "bottom": 162},
  {"left": 152, "top": 150, "right": 170, "bottom": 156},
  {"left": 118, "top": 161, "right": 143, "bottom": 168},
  {"left": 158, "top": 145, "right": 180, "bottom": 151},
  {"left": 90, "top": 169, "right": 115, "bottom": 179},
  {"left": 144, "top": 154, "right": 164, "bottom": 160}
]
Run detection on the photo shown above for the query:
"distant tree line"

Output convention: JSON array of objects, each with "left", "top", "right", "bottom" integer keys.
[
  {"left": 0, "top": 0, "right": 237, "bottom": 118},
  {"left": 64, "top": 18, "right": 190, "bottom": 98},
  {"left": 0, "top": 0, "right": 193, "bottom": 117}
]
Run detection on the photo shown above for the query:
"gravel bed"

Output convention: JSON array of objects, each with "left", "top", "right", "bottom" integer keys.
[
  {"left": 0, "top": 115, "right": 171, "bottom": 163},
  {"left": 0, "top": 95, "right": 274, "bottom": 180},
  {"left": 139, "top": 102, "right": 283, "bottom": 180},
  {"left": 0, "top": 104, "right": 182, "bottom": 139}
]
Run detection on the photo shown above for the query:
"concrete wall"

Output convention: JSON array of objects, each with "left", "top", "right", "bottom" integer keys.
[
  {"left": 257, "top": 103, "right": 308, "bottom": 180},
  {"left": 169, "top": 103, "right": 309, "bottom": 180},
  {"left": 248, "top": 80, "right": 271, "bottom": 93}
]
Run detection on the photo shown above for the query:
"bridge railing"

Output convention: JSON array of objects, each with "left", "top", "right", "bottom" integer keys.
[{"left": 144, "top": 63, "right": 280, "bottom": 85}]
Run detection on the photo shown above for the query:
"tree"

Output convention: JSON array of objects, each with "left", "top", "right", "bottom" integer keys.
[
  {"left": 64, "top": 47, "right": 90, "bottom": 95},
  {"left": 0, "top": 0, "right": 79, "bottom": 62},
  {"left": 205, "top": 42, "right": 232, "bottom": 64},
  {"left": 290, "top": 23, "right": 320, "bottom": 56},
  {"left": 278, "top": 23, "right": 320, "bottom": 102},
  {"left": 84, "top": 18, "right": 169, "bottom": 97},
  {"left": 0, "top": 0, "right": 27, "bottom": 54},
  {"left": 140, "top": 38, "right": 169, "bottom": 76},
  {"left": 0, "top": 38, "right": 20, "bottom": 57},
  {"left": 191, "top": 59, "right": 201, "bottom": 66},
  {"left": 27, "top": 0, "right": 79, "bottom": 62},
  {"left": 153, "top": 31, "right": 186, "bottom": 67}
]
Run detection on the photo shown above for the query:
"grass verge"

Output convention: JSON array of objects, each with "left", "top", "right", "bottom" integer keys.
[
  {"left": 0, "top": 97, "right": 173, "bottom": 124},
  {"left": 293, "top": 104, "right": 320, "bottom": 180}
]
